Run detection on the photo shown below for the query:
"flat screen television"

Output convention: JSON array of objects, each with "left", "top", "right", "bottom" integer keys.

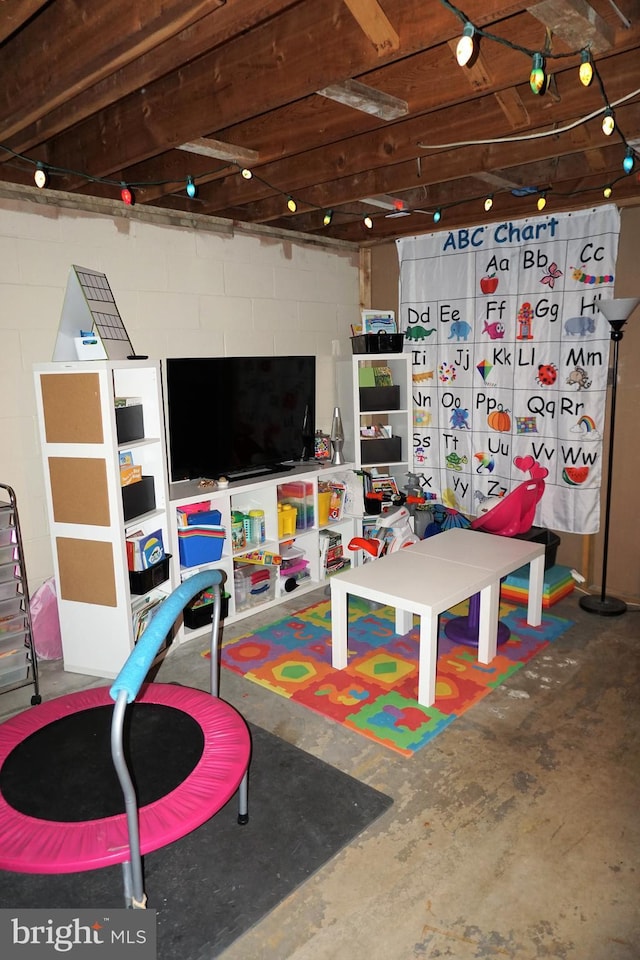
[{"left": 164, "top": 356, "right": 316, "bottom": 483}]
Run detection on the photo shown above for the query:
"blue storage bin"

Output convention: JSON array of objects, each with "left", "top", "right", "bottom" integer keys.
[
  {"left": 178, "top": 525, "right": 225, "bottom": 567},
  {"left": 187, "top": 508, "right": 221, "bottom": 526}
]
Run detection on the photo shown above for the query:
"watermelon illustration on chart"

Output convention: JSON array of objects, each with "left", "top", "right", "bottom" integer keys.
[{"left": 562, "top": 466, "right": 589, "bottom": 485}]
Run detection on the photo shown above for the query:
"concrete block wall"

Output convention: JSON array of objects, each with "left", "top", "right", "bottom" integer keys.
[{"left": 0, "top": 196, "right": 361, "bottom": 587}]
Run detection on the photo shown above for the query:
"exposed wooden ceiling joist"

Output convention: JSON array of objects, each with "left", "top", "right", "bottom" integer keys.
[
  {"left": 527, "top": 0, "right": 615, "bottom": 52},
  {"left": 316, "top": 79, "right": 408, "bottom": 119},
  {"left": 0, "top": 0, "right": 637, "bottom": 247}
]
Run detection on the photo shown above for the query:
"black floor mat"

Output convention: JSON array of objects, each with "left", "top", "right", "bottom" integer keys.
[{"left": 0, "top": 722, "right": 393, "bottom": 959}]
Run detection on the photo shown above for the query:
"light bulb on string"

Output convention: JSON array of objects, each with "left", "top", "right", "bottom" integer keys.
[
  {"left": 484, "top": 195, "right": 493, "bottom": 212},
  {"left": 602, "top": 108, "right": 615, "bottom": 136},
  {"left": 241, "top": 168, "right": 253, "bottom": 180},
  {"left": 529, "top": 53, "right": 546, "bottom": 95},
  {"left": 433, "top": 209, "right": 442, "bottom": 224},
  {"left": 323, "top": 209, "right": 333, "bottom": 226},
  {"left": 537, "top": 192, "right": 547, "bottom": 211},
  {"left": 120, "top": 183, "right": 134, "bottom": 206},
  {"left": 579, "top": 50, "right": 593, "bottom": 87},
  {"left": 34, "top": 162, "right": 48, "bottom": 189},
  {"left": 363, "top": 215, "right": 373, "bottom": 229},
  {"left": 185, "top": 176, "right": 197, "bottom": 199},
  {"left": 456, "top": 22, "right": 475, "bottom": 67},
  {"left": 623, "top": 148, "right": 634, "bottom": 174},
  {"left": 603, "top": 185, "right": 612, "bottom": 199},
  {"left": 287, "top": 196, "right": 297, "bottom": 213}
]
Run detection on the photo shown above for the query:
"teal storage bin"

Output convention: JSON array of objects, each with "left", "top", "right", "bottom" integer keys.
[{"left": 178, "top": 525, "right": 225, "bottom": 567}]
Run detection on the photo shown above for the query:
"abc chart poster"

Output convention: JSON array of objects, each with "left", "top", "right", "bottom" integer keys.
[{"left": 396, "top": 205, "right": 620, "bottom": 534}]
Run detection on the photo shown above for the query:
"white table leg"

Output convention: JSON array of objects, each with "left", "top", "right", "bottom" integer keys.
[
  {"left": 417, "top": 610, "right": 438, "bottom": 707},
  {"left": 330, "top": 581, "right": 349, "bottom": 669},
  {"left": 527, "top": 554, "right": 544, "bottom": 626},
  {"left": 477, "top": 581, "right": 499, "bottom": 664},
  {"left": 395, "top": 607, "right": 413, "bottom": 635}
]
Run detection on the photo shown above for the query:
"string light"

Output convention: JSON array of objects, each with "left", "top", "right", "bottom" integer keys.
[
  {"left": 287, "top": 196, "right": 297, "bottom": 213},
  {"left": 622, "top": 148, "right": 634, "bottom": 174},
  {"left": 120, "top": 183, "right": 134, "bottom": 206},
  {"left": 433, "top": 209, "right": 442, "bottom": 223},
  {"left": 241, "top": 168, "right": 253, "bottom": 180},
  {"left": 579, "top": 50, "right": 593, "bottom": 87},
  {"left": 529, "top": 53, "right": 546, "bottom": 95},
  {"left": 537, "top": 192, "right": 547, "bottom": 211},
  {"left": 602, "top": 108, "right": 615, "bottom": 136},
  {"left": 456, "top": 22, "right": 475, "bottom": 67},
  {"left": 34, "top": 163, "right": 48, "bottom": 189},
  {"left": 484, "top": 195, "right": 493, "bottom": 212},
  {"left": 323, "top": 209, "right": 333, "bottom": 226},
  {"left": 185, "top": 176, "right": 197, "bottom": 199},
  {"left": 363, "top": 215, "right": 373, "bottom": 229},
  {"left": 603, "top": 185, "right": 612, "bottom": 199}
]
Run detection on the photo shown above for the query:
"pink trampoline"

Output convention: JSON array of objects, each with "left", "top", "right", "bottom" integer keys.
[{"left": 0, "top": 571, "right": 251, "bottom": 908}]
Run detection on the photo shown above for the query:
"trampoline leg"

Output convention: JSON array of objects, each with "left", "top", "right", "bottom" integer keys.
[{"left": 237, "top": 770, "right": 249, "bottom": 825}]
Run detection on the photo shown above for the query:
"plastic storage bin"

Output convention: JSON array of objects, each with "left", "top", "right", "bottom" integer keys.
[
  {"left": 278, "top": 482, "right": 314, "bottom": 530},
  {"left": 514, "top": 526, "right": 561, "bottom": 569},
  {"left": 115, "top": 404, "right": 144, "bottom": 444},
  {"left": 121, "top": 476, "right": 156, "bottom": 521},
  {"left": 183, "top": 591, "right": 229, "bottom": 629},
  {"left": 359, "top": 385, "right": 401, "bottom": 412},
  {"left": 351, "top": 333, "right": 404, "bottom": 354},
  {"left": 178, "top": 526, "right": 225, "bottom": 567},
  {"left": 234, "top": 563, "right": 275, "bottom": 611},
  {"left": 129, "top": 555, "right": 172, "bottom": 595},
  {"left": 0, "top": 648, "right": 29, "bottom": 687},
  {"left": 360, "top": 436, "right": 402, "bottom": 464}
]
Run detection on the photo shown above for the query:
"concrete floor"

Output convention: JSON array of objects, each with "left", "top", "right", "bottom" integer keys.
[{"left": 2, "top": 586, "right": 639, "bottom": 960}]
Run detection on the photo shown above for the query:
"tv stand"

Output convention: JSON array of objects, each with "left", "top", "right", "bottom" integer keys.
[{"left": 168, "top": 462, "right": 357, "bottom": 643}]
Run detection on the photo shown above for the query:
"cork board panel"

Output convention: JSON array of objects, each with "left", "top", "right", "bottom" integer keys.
[
  {"left": 40, "top": 373, "right": 104, "bottom": 444},
  {"left": 48, "top": 457, "right": 111, "bottom": 526},
  {"left": 56, "top": 537, "right": 117, "bottom": 607}
]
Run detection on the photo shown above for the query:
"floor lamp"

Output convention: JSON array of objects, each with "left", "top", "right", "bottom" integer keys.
[{"left": 580, "top": 296, "right": 640, "bottom": 616}]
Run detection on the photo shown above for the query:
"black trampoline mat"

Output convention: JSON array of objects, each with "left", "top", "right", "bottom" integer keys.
[{"left": 0, "top": 703, "right": 204, "bottom": 821}]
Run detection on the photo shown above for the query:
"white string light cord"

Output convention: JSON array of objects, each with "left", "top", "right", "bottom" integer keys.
[{"left": 417, "top": 86, "right": 640, "bottom": 151}]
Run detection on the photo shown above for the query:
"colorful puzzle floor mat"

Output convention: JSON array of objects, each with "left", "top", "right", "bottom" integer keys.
[{"left": 214, "top": 598, "right": 573, "bottom": 756}]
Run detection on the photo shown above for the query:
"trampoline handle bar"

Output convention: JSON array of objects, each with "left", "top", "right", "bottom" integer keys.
[{"left": 109, "top": 570, "right": 225, "bottom": 704}]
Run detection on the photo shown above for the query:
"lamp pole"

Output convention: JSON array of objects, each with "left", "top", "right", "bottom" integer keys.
[{"left": 580, "top": 297, "right": 639, "bottom": 616}]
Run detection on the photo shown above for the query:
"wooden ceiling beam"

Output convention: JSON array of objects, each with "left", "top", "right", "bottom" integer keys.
[
  {"left": 187, "top": 50, "right": 640, "bottom": 213},
  {"left": 1, "top": 0, "right": 305, "bottom": 154},
  {"left": 199, "top": 96, "right": 640, "bottom": 224},
  {"left": 0, "top": 0, "right": 50, "bottom": 45},
  {"left": 527, "top": 0, "right": 615, "bottom": 53},
  {"left": 342, "top": 0, "right": 400, "bottom": 55},
  {"left": 0, "top": 0, "right": 228, "bottom": 142},
  {"left": 66, "top": 7, "right": 591, "bottom": 203},
  {"left": 316, "top": 80, "right": 408, "bottom": 120},
  {"left": 177, "top": 138, "right": 260, "bottom": 165},
  {"left": 114, "top": 13, "right": 640, "bottom": 209},
  {"left": 27, "top": 0, "right": 527, "bottom": 178}
]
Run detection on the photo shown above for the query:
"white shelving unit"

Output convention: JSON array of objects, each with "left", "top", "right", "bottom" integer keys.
[
  {"left": 33, "top": 360, "right": 172, "bottom": 678},
  {"left": 338, "top": 352, "right": 413, "bottom": 487},
  {"left": 168, "top": 463, "right": 356, "bottom": 646}
]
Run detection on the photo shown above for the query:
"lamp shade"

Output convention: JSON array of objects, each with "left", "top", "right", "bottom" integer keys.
[{"left": 597, "top": 297, "right": 640, "bottom": 326}]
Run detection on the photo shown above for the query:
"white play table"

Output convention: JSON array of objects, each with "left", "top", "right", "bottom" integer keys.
[{"left": 330, "top": 528, "right": 545, "bottom": 707}]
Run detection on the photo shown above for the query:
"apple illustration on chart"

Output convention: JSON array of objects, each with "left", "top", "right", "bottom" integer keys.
[{"left": 480, "top": 273, "right": 499, "bottom": 294}]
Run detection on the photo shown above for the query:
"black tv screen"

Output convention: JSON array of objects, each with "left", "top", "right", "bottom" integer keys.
[{"left": 164, "top": 356, "right": 316, "bottom": 483}]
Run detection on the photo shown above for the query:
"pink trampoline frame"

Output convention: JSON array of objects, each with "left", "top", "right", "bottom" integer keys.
[{"left": 0, "top": 682, "right": 251, "bottom": 875}]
